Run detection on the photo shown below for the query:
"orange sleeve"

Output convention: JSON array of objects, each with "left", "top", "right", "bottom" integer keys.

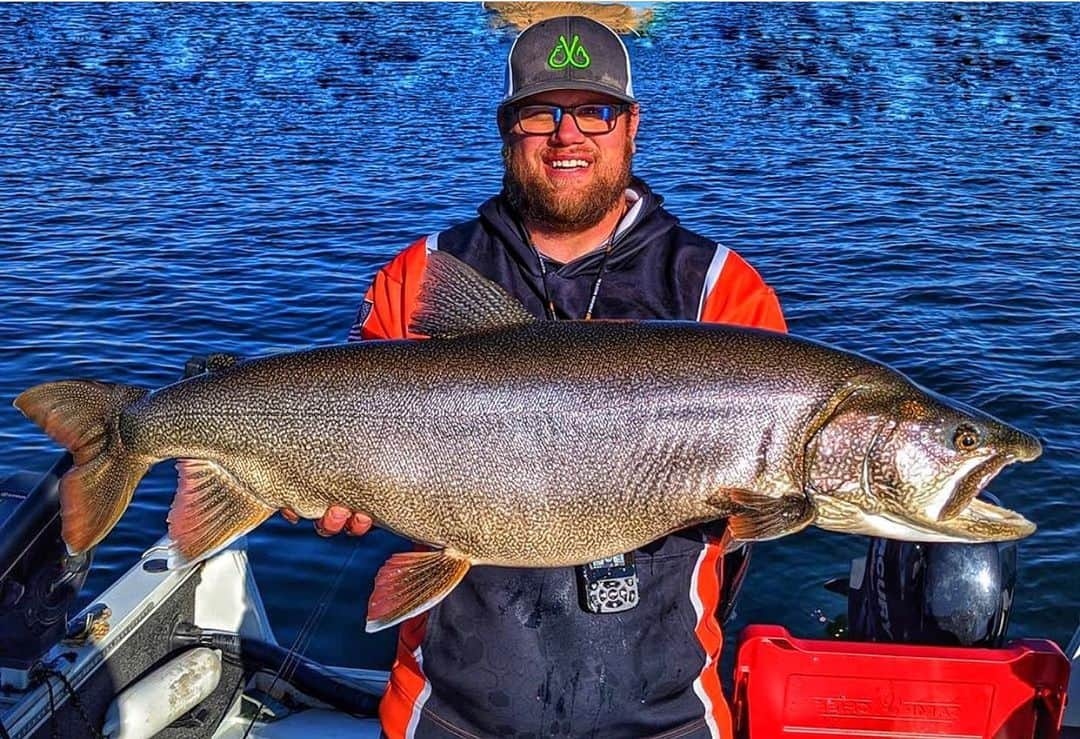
[
  {"left": 699, "top": 250, "right": 787, "bottom": 333},
  {"left": 351, "top": 238, "right": 431, "bottom": 341}
]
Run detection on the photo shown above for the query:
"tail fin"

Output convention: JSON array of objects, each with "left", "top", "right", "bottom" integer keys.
[{"left": 14, "top": 380, "right": 152, "bottom": 554}]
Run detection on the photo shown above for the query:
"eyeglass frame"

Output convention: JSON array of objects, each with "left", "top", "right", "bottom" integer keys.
[{"left": 502, "top": 102, "right": 633, "bottom": 136}]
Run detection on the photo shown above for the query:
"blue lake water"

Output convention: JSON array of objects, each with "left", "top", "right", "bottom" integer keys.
[{"left": 0, "top": 3, "right": 1076, "bottom": 670}]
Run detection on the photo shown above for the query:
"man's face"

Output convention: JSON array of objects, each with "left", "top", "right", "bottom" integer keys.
[{"left": 502, "top": 90, "right": 639, "bottom": 233}]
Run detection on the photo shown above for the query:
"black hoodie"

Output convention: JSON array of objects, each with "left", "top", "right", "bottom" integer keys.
[
  {"left": 437, "top": 178, "right": 723, "bottom": 323},
  {"left": 360, "top": 178, "right": 785, "bottom": 739}
]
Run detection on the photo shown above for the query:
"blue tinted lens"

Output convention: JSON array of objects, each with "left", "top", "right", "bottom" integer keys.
[
  {"left": 516, "top": 104, "right": 621, "bottom": 134},
  {"left": 574, "top": 105, "right": 617, "bottom": 132}
]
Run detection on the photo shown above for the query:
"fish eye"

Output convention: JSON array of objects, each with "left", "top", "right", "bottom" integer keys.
[{"left": 952, "top": 424, "right": 981, "bottom": 452}]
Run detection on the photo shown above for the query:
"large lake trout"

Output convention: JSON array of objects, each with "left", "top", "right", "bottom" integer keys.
[{"left": 15, "top": 252, "right": 1041, "bottom": 631}]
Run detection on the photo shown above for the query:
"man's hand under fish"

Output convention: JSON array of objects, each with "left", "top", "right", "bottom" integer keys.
[
  {"left": 13, "top": 252, "right": 1041, "bottom": 633},
  {"left": 293, "top": 505, "right": 372, "bottom": 537}
]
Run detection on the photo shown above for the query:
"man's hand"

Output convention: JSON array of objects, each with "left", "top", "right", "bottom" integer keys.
[
  {"left": 278, "top": 505, "right": 373, "bottom": 537},
  {"left": 314, "top": 505, "right": 374, "bottom": 536}
]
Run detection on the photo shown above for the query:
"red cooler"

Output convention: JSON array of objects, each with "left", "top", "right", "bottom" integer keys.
[{"left": 733, "top": 624, "right": 1069, "bottom": 739}]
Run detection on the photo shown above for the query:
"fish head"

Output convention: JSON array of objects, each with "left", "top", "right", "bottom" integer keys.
[{"left": 806, "top": 374, "right": 1041, "bottom": 543}]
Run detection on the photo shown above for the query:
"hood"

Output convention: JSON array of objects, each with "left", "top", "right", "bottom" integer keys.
[{"left": 477, "top": 177, "right": 681, "bottom": 278}]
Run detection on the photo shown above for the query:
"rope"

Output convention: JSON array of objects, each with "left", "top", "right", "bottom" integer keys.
[
  {"left": 241, "top": 540, "right": 360, "bottom": 738},
  {"left": 43, "top": 669, "right": 103, "bottom": 739},
  {"left": 31, "top": 667, "right": 105, "bottom": 739},
  {"left": 43, "top": 674, "right": 58, "bottom": 739}
]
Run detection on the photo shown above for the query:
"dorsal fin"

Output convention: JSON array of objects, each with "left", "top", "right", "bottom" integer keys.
[
  {"left": 204, "top": 353, "right": 241, "bottom": 372},
  {"left": 409, "top": 251, "right": 537, "bottom": 338}
]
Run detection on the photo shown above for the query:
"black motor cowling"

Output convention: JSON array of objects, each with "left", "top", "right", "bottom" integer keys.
[{"left": 847, "top": 496, "right": 1017, "bottom": 648}]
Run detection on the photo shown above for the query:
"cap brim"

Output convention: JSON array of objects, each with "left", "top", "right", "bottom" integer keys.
[{"left": 501, "top": 80, "right": 636, "bottom": 108}]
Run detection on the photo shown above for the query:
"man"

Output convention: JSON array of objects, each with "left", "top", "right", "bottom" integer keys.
[{"left": 321, "top": 15, "right": 786, "bottom": 739}]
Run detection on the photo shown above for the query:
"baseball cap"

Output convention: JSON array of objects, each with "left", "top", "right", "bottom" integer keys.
[{"left": 501, "top": 16, "right": 636, "bottom": 108}]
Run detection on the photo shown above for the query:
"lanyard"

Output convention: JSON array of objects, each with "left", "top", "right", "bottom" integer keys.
[
  {"left": 523, "top": 206, "right": 641, "bottom": 615},
  {"left": 530, "top": 207, "right": 626, "bottom": 321}
]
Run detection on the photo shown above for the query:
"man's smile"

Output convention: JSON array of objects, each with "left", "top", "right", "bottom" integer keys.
[
  {"left": 548, "top": 158, "right": 591, "bottom": 170},
  {"left": 544, "top": 153, "right": 594, "bottom": 177}
]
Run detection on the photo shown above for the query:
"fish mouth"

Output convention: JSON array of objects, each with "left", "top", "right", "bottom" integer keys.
[
  {"left": 814, "top": 448, "right": 1039, "bottom": 543},
  {"left": 814, "top": 492, "right": 1036, "bottom": 543},
  {"left": 939, "top": 453, "right": 1012, "bottom": 521},
  {"left": 938, "top": 444, "right": 1039, "bottom": 523},
  {"left": 901, "top": 448, "right": 1038, "bottom": 541}
]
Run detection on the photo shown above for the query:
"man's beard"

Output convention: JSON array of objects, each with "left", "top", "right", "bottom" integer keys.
[{"left": 503, "top": 139, "right": 633, "bottom": 234}]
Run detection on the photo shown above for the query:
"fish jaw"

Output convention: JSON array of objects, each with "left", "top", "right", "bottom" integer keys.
[
  {"left": 812, "top": 491, "right": 1036, "bottom": 543},
  {"left": 935, "top": 451, "right": 1018, "bottom": 521},
  {"left": 810, "top": 445, "right": 1038, "bottom": 543}
]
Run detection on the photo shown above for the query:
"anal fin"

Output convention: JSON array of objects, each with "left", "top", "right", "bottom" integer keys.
[
  {"left": 167, "top": 459, "right": 274, "bottom": 567},
  {"left": 719, "top": 489, "right": 815, "bottom": 546},
  {"left": 365, "top": 549, "right": 472, "bottom": 633}
]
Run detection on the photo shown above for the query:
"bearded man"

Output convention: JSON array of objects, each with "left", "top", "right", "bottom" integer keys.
[{"left": 330, "top": 15, "right": 787, "bottom": 739}]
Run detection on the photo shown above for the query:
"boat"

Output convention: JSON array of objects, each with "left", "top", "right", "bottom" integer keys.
[{"left": 1, "top": 452, "right": 1075, "bottom": 738}]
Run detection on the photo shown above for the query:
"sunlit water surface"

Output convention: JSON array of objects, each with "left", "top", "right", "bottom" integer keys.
[{"left": 0, "top": 4, "right": 1076, "bottom": 669}]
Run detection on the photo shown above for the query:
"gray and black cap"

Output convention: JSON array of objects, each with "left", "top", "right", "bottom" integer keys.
[{"left": 501, "top": 16, "right": 636, "bottom": 109}]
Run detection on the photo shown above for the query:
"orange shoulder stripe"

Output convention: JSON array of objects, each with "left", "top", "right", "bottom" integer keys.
[
  {"left": 379, "top": 613, "right": 431, "bottom": 738},
  {"left": 699, "top": 248, "right": 787, "bottom": 333},
  {"left": 358, "top": 237, "right": 432, "bottom": 341}
]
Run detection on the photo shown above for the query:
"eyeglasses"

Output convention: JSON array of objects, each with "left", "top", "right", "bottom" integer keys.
[{"left": 510, "top": 103, "right": 630, "bottom": 135}]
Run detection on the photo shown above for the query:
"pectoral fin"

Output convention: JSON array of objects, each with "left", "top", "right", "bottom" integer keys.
[
  {"left": 366, "top": 549, "right": 472, "bottom": 633},
  {"left": 714, "top": 489, "right": 815, "bottom": 547},
  {"left": 166, "top": 459, "right": 274, "bottom": 568}
]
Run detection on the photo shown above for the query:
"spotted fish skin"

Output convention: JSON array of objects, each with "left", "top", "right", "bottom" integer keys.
[
  {"left": 124, "top": 321, "right": 864, "bottom": 562},
  {"left": 13, "top": 252, "right": 1041, "bottom": 630}
]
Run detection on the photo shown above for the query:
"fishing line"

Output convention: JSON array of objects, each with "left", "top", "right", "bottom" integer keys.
[
  {"left": 241, "top": 543, "right": 356, "bottom": 737},
  {"left": 280, "top": 540, "right": 359, "bottom": 689},
  {"left": 241, "top": 539, "right": 360, "bottom": 738}
]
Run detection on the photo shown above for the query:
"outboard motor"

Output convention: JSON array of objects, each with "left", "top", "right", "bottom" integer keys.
[
  {"left": 847, "top": 495, "right": 1017, "bottom": 647},
  {"left": 0, "top": 454, "right": 92, "bottom": 688}
]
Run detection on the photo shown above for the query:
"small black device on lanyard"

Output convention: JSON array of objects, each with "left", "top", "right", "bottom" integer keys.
[
  {"left": 577, "top": 551, "right": 639, "bottom": 614},
  {"left": 524, "top": 207, "right": 641, "bottom": 614}
]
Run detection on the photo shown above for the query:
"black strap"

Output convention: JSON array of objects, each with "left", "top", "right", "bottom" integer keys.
[{"left": 34, "top": 668, "right": 105, "bottom": 739}]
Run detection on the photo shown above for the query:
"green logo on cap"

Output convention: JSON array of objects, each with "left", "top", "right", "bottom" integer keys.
[{"left": 548, "top": 34, "right": 591, "bottom": 70}]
